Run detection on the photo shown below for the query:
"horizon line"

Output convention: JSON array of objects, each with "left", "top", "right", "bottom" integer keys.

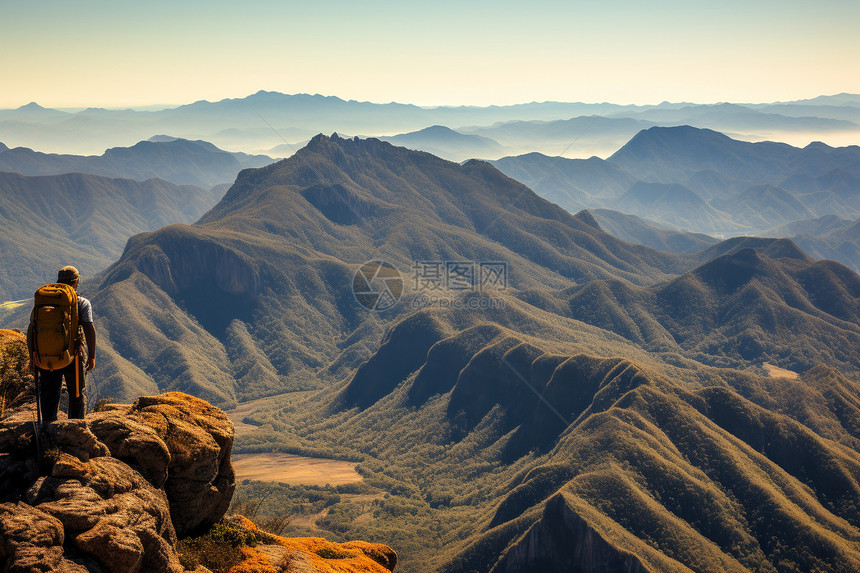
[{"left": 4, "top": 90, "right": 860, "bottom": 113}]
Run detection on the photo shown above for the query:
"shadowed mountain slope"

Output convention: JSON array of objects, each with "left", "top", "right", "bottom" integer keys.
[{"left": 0, "top": 171, "right": 222, "bottom": 301}]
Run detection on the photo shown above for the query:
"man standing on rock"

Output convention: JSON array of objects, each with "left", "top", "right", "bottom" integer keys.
[{"left": 27, "top": 266, "right": 96, "bottom": 423}]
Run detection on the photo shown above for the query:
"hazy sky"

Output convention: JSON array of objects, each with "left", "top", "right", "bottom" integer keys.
[{"left": 2, "top": 0, "right": 858, "bottom": 108}]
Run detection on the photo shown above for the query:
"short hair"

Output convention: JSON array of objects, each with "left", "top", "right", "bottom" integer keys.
[{"left": 57, "top": 266, "right": 80, "bottom": 285}]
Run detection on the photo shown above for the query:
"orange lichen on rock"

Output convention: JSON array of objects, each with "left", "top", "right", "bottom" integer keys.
[
  {"left": 277, "top": 537, "right": 396, "bottom": 573},
  {"left": 228, "top": 517, "right": 397, "bottom": 573},
  {"left": 227, "top": 546, "right": 279, "bottom": 573},
  {"left": 0, "top": 329, "right": 25, "bottom": 342}
]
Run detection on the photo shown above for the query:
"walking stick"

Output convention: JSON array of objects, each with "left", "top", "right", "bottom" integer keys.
[
  {"left": 34, "top": 367, "right": 41, "bottom": 427},
  {"left": 34, "top": 365, "right": 43, "bottom": 457}
]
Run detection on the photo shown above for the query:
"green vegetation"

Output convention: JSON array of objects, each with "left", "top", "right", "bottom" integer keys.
[
  {"left": 176, "top": 522, "right": 264, "bottom": 572},
  {"left": 315, "top": 547, "right": 352, "bottom": 559},
  {"left": 0, "top": 330, "right": 33, "bottom": 418}
]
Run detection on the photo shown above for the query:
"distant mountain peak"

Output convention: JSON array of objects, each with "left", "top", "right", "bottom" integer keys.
[
  {"left": 417, "top": 125, "right": 457, "bottom": 134},
  {"left": 18, "top": 101, "right": 45, "bottom": 111},
  {"left": 304, "top": 132, "right": 341, "bottom": 151},
  {"left": 609, "top": 125, "right": 730, "bottom": 160},
  {"left": 804, "top": 141, "right": 834, "bottom": 151},
  {"left": 573, "top": 209, "right": 602, "bottom": 230}
]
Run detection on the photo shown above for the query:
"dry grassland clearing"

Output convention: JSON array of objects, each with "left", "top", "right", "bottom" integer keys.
[
  {"left": 233, "top": 453, "right": 363, "bottom": 486},
  {"left": 763, "top": 362, "right": 799, "bottom": 379}
]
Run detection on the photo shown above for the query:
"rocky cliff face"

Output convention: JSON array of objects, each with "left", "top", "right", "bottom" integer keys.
[{"left": 0, "top": 331, "right": 396, "bottom": 573}]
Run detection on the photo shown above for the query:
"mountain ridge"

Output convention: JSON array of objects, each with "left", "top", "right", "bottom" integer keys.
[
  {"left": 0, "top": 137, "right": 274, "bottom": 187},
  {"left": 0, "top": 171, "right": 223, "bottom": 301}
]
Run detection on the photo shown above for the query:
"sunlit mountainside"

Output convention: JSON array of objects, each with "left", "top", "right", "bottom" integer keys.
[{"left": 1, "top": 92, "right": 860, "bottom": 572}]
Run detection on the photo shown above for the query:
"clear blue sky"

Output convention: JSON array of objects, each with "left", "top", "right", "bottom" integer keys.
[{"left": 2, "top": 0, "right": 858, "bottom": 108}]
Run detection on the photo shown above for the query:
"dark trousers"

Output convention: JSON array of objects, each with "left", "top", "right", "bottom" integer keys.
[{"left": 37, "top": 357, "right": 86, "bottom": 423}]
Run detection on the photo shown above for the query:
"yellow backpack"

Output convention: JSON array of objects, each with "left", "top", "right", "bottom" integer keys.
[{"left": 30, "top": 283, "right": 80, "bottom": 371}]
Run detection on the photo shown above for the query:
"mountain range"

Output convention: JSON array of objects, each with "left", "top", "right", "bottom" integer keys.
[
  {"left": 616, "top": 102, "right": 859, "bottom": 134},
  {"left": 3, "top": 132, "right": 860, "bottom": 572},
  {"left": 302, "top": 302, "right": 860, "bottom": 572},
  {"left": 493, "top": 126, "right": 860, "bottom": 243},
  {"left": 1, "top": 91, "right": 857, "bottom": 157},
  {"left": 762, "top": 216, "right": 860, "bottom": 273},
  {"left": 58, "top": 134, "right": 694, "bottom": 406},
  {"left": 589, "top": 209, "right": 719, "bottom": 254},
  {"left": 0, "top": 136, "right": 274, "bottom": 188},
  {"left": 0, "top": 171, "right": 223, "bottom": 302}
]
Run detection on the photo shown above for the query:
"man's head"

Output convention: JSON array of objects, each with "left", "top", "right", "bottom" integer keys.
[{"left": 57, "top": 266, "right": 80, "bottom": 289}]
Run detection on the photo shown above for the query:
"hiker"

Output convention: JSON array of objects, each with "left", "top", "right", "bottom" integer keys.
[{"left": 27, "top": 266, "right": 96, "bottom": 424}]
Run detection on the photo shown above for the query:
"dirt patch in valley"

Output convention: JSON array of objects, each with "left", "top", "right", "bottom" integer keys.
[
  {"left": 233, "top": 453, "right": 363, "bottom": 486},
  {"left": 763, "top": 362, "right": 799, "bottom": 379}
]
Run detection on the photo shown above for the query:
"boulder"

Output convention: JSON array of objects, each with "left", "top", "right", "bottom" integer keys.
[
  {"left": 43, "top": 419, "right": 110, "bottom": 462},
  {"left": 27, "top": 454, "right": 182, "bottom": 573},
  {"left": 0, "top": 501, "right": 87, "bottom": 572},
  {"left": 88, "top": 392, "right": 236, "bottom": 536},
  {"left": 87, "top": 412, "right": 170, "bottom": 488}
]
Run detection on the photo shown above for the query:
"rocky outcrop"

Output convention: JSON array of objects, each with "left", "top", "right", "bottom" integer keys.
[
  {"left": 88, "top": 393, "right": 236, "bottom": 536},
  {"left": 25, "top": 453, "right": 182, "bottom": 572},
  {"left": 0, "top": 382, "right": 235, "bottom": 571}
]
